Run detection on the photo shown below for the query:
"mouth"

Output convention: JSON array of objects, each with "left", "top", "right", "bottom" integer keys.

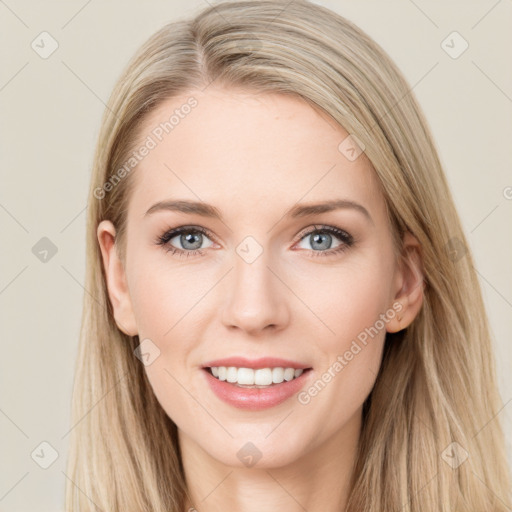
[
  {"left": 201, "top": 358, "right": 314, "bottom": 410},
  {"left": 203, "top": 366, "right": 313, "bottom": 388}
]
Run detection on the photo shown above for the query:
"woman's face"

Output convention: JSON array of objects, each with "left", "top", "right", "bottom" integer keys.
[{"left": 98, "top": 86, "right": 422, "bottom": 469}]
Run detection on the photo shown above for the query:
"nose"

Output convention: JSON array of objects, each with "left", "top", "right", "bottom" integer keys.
[{"left": 221, "top": 245, "right": 290, "bottom": 336}]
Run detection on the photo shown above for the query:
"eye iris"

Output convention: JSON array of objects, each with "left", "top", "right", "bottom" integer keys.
[
  {"left": 181, "top": 232, "right": 202, "bottom": 250},
  {"left": 311, "top": 232, "right": 332, "bottom": 250}
]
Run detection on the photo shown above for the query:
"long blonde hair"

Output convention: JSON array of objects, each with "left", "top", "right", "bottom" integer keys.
[{"left": 64, "top": 1, "right": 511, "bottom": 510}]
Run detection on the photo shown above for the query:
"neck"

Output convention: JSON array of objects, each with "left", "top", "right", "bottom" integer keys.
[{"left": 179, "top": 409, "right": 361, "bottom": 512}]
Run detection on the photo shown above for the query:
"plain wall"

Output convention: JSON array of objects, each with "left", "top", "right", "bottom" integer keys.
[{"left": 1, "top": 1, "right": 511, "bottom": 510}]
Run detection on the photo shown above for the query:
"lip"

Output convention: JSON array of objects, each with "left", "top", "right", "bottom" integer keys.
[
  {"left": 202, "top": 356, "right": 311, "bottom": 370},
  {"left": 202, "top": 367, "right": 313, "bottom": 410}
]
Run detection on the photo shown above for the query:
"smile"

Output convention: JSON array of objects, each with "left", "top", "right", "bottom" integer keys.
[
  {"left": 207, "top": 366, "right": 308, "bottom": 387},
  {"left": 202, "top": 366, "right": 313, "bottom": 410}
]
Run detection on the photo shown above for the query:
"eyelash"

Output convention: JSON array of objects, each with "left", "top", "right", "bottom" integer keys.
[{"left": 154, "top": 224, "right": 355, "bottom": 259}]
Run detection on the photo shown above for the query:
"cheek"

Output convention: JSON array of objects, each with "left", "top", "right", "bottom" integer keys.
[
  {"left": 294, "top": 258, "right": 393, "bottom": 433},
  {"left": 126, "top": 254, "right": 216, "bottom": 424},
  {"left": 339, "top": 278, "right": 389, "bottom": 347},
  {"left": 128, "top": 252, "right": 215, "bottom": 340},
  {"left": 298, "top": 257, "right": 394, "bottom": 352},
  {"left": 129, "top": 260, "right": 211, "bottom": 432}
]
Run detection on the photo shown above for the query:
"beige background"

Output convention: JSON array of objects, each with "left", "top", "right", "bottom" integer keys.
[{"left": 1, "top": 1, "right": 511, "bottom": 510}]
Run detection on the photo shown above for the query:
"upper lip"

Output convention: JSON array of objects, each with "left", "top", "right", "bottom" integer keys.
[{"left": 202, "top": 356, "right": 312, "bottom": 370}]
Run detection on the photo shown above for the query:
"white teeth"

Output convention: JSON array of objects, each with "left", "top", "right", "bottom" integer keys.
[
  {"left": 283, "top": 368, "right": 295, "bottom": 381},
  {"left": 226, "top": 366, "right": 238, "bottom": 383},
  {"left": 238, "top": 367, "right": 255, "bottom": 385},
  {"left": 254, "top": 368, "right": 272, "bottom": 386},
  {"left": 272, "top": 367, "right": 284, "bottom": 384},
  {"left": 209, "top": 366, "right": 307, "bottom": 386}
]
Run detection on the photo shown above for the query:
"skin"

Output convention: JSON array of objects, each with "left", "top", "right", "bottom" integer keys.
[{"left": 97, "top": 86, "right": 424, "bottom": 511}]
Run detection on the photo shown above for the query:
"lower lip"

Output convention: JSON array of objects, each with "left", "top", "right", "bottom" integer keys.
[{"left": 202, "top": 368, "right": 313, "bottom": 410}]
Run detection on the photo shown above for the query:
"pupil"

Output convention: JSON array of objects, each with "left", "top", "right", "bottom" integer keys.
[
  {"left": 312, "top": 232, "right": 331, "bottom": 250},
  {"left": 182, "top": 232, "right": 202, "bottom": 250}
]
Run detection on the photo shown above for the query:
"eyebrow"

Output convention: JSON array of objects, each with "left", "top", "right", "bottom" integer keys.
[{"left": 144, "top": 199, "right": 373, "bottom": 224}]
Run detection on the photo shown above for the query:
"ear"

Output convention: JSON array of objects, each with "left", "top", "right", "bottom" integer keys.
[
  {"left": 97, "top": 220, "right": 138, "bottom": 336},
  {"left": 386, "top": 231, "right": 425, "bottom": 333}
]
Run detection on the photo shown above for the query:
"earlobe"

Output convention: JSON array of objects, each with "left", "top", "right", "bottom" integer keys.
[
  {"left": 386, "top": 232, "right": 425, "bottom": 333},
  {"left": 96, "top": 220, "right": 138, "bottom": 336}
]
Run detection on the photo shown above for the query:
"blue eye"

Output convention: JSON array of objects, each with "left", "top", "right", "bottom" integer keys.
[
  {"left": 295, "top": 225, "right": 354, "bottom": 257},
  {"left": 155, "top": 226, "right": 214, "bottom": 257}
]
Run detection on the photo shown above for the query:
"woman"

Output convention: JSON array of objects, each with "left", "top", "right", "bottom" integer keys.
[{"left": 65, "top": 1, "right": 512, "bottom": 510}]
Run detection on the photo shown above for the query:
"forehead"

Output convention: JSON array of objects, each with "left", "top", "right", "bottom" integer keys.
[{"left": 126, "top": 87, "right": 385, "bottom": 222}]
